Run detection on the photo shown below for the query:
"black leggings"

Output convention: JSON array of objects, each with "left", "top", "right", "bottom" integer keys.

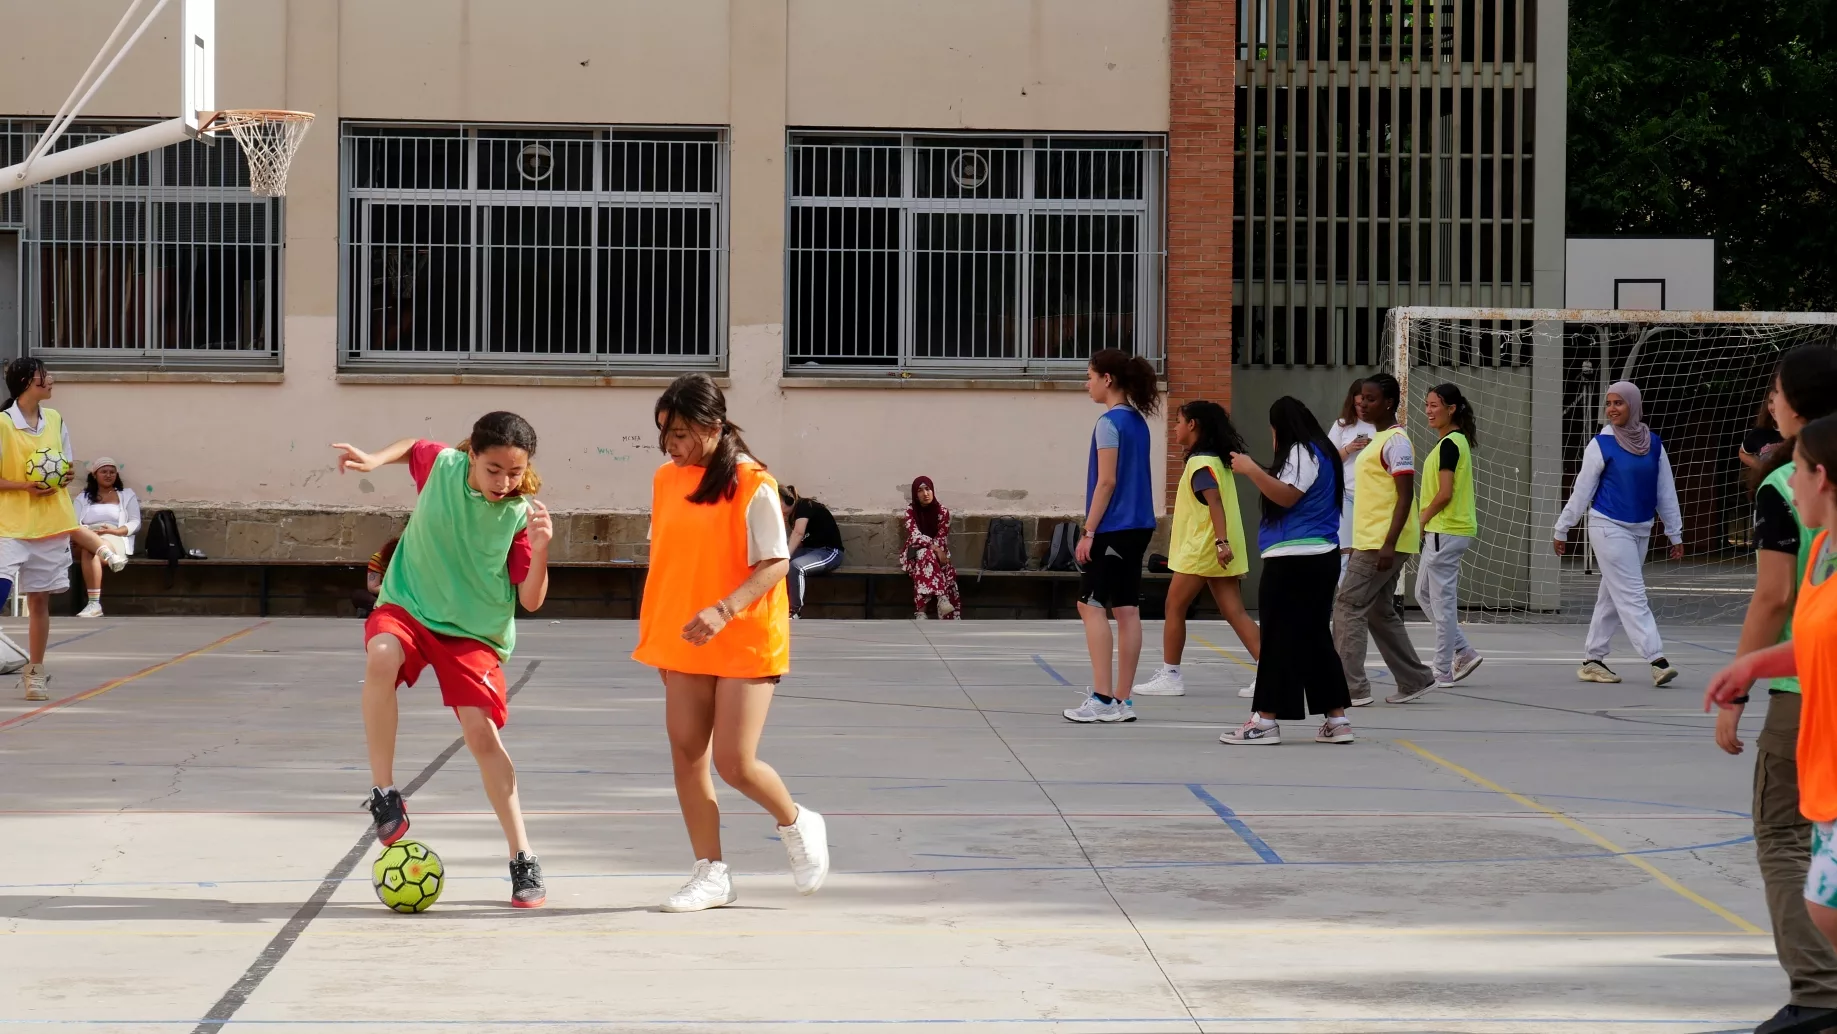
[{"left": 1252, "top": 551, "right": 1350, "bottom": 720}]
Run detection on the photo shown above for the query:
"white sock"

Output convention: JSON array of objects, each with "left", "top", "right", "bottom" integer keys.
[
  {"left": 380, "top": 784, "right": 398, "bottom": 796},
  {"left": 1163, "top": 664, "right": 1180, "bottom": 675},
  {"left": 1326, "top": 716, "right": 1350, "bottom": 725}
]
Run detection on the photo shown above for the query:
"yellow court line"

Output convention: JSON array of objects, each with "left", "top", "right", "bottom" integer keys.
[
  {"left": 1190, "top": 633, "right": 1258, "bottom": 674},
  {"left": 1396, "top": 739, "right": 1763, "bottom": 935},
  {"left": 0, "top": 621, "right": 269, "bottom": 732}
]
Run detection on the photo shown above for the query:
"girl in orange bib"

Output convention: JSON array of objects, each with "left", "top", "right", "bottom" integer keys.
[
  {"left": 1708, "top": 414, "right": 1837, "bottom": 943},
  {"left": 635, "top": 374, "right": 830, "bottom": 912}
]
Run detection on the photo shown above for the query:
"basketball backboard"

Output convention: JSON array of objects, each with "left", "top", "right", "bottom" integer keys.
[
  {"left": 1564, "top": 237, "right": 1716, "bottom": 310},
  {"left": 183, "top": 0, "right": 215, "bottom": 133}
]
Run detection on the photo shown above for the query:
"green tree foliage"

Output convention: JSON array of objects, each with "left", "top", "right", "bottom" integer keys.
[{"left": 1568, "top": 0, "right": 1837, "bottom": 310}]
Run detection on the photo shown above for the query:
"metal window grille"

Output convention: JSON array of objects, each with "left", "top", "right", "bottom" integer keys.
[
  {"left": 1233, "top": 0, "right": 1536, "bottom": 369},
  {"left": 5, "top": 118, "right": 284, "bottom": 367},
  {"left": 787, "top": 132, "right": 1165, "bottom": 375},
  {"left": 341, "top": 123, "right": 727, "bottom": 371}
]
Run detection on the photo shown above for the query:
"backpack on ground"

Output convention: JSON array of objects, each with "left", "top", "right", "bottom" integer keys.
[
  {"left": 981, "top": 517, "right": 1028, "bottom": 572},
  {"left": 1045, "top": 520, "right": 1083, "bottom": 572},
  {"left": 145, "top": 509, "right": 185, "bottom": 563}
]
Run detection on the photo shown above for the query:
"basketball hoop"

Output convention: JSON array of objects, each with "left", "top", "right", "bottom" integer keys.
[{"left": 205, "top": 109, "right": 315, "bottom": 197}]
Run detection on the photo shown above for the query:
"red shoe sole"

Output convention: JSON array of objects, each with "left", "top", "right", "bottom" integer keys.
[
  {"left": 377, "top": 821, "right": 409, "bottom": 847},
  {"left": 511, "top": 896, "right": 546, "bottom": 909}
]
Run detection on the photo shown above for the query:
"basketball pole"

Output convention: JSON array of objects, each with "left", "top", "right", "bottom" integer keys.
[{"left": 0, "top": 116, "right": 195, "bottom": 194}]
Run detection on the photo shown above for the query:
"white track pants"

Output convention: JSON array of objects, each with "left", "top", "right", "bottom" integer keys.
[{"left": 1583, "top": 514, "right": 1665, "bottom": 663}]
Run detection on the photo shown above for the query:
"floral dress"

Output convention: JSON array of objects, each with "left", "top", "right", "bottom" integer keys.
[{"left": 900, "top": 505, "right": 963, "bottom": 618}]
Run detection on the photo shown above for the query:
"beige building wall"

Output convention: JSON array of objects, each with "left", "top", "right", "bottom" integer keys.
[{"left": 1, "top": 0, "right": 1169, "bottom": 522}]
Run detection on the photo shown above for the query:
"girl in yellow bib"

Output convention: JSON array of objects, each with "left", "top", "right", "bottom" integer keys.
[
  {"left": 1415, "top": 382, "right": 1485, "bottom": 687},
  {"left": 0, "top": 359, "right": 127, "bottom": 701},
  {"left": 1133, "top": 401, "right": 1259, "bottom": 698},
  {"left": 635, "top": 374, "right": 830, "bottom": 913}
]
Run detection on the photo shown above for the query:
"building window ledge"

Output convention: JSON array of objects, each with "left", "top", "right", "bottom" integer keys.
[
  {"left": 337, "top": 371, "right": 729, "bottom": 388},
  {"left": 55, "top": 370, "right": 286, "bottom": 384},
  {"left": 777, "top": 375, "right": 1133, "bottom": 392}
]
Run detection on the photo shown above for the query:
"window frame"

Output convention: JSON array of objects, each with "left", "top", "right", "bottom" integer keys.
[
  {"left": 339, "top": 120, "right": 730, "bottom": 374},
  {"left": 6, "top": 117, "right": 286, "bottom": 370},
  {"left": 785, "top": 130, "right": 1166, "bottom": 378}
]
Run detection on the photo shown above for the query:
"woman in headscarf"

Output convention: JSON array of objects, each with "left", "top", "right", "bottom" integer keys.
[
  {"left": 900, "top": 476, "right": 962, "bottom": 619},
  {"left": 1553, "top": 380, "right": 1685, "bottom": 687}
]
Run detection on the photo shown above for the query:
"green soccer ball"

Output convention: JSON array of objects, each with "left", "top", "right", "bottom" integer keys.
[
  {"left": 372, "top": 840, "right": 444, "bottom": 913},
  {"left": 24, "top": 448, "right": 71, "bottom": 490}
]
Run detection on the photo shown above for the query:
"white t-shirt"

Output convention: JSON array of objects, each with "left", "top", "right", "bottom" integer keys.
[
  {"left": 1261, "top": 443, "right": 1336, "bottom": 558},
  {"left": 1327, "top": 419, "right": 1375, "bottom": 502}
]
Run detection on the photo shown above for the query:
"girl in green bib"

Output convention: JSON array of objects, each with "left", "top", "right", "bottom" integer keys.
[
  {"left": 1134, "top": 401, "right": 1259, "bottom": 698},
  {"left": 1415, "top": 382, "right": 1484, "bottom": 687}
]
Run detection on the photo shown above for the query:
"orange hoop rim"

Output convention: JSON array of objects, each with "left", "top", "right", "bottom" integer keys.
[{"left": 202, "top": 109, "right": 317, "bottom": 132}]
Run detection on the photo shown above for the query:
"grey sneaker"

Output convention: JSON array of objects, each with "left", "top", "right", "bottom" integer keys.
[
  {"left": 1386, "top": 682, "right": 1436, "bottom": 704},
  {"left": 1348, "top": 692, "right": 1374, "bottom": 707},
  {"left": 1651, "top": 658, "right": 1680, "bottom": 687},
  {"left": 1451, "top": 651, "right": 1485, "bottom": 683},
  {"left": 508, "top": 851, "right": 546, "bottom": 908},
  {"left": 1219, "top": 717, "right": 1280, "bottom": 745},
  {"left": 1063, "top": 694, "right": 1135, "bottom": 723},
  {"left": 1578, "top": 660, "right": 1622, "bottom": 684}
]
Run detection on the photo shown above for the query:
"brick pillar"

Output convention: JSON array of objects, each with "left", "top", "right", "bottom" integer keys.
[{"left": 1165, "top": 0, "right": 1237, "bottom": 505}]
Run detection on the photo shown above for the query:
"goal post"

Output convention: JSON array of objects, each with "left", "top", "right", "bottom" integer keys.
[{"left": 1384, "top": 307, "right": 1837, "bottom": 623}]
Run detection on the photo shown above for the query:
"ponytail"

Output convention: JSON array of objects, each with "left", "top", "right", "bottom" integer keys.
[
  {"left": 2, "top": 357, "right": 46, "bottom": 413},
  {"left": 1427, "top": 382, "right": 1478, "bottom": 448},
  {"left": 457, "top": 410, "right": 541, "bottom": 497},
  {"left": 655, "top": 373, "right": 761, "bottom": 505},
  {"left": 1751, "top": 346, "right": 1837, "bottom": 495},
  {"left": 1088, "top": 348, "right": 1161, "bottom": 416}
]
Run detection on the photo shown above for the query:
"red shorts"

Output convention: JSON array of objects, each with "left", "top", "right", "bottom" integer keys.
[{"left": 365, "top": 604, "right": 510, "bottom": 728}]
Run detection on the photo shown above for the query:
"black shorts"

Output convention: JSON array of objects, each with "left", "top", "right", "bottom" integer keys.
[{"left": 1079, "top": 527, "right": 1153, "bottom": 610}]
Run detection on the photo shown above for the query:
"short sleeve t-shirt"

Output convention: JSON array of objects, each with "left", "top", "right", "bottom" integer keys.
[
  {"left": 1277, "top": 443, "right": 1322, "bottom": 493},
  {"left": 408, "top": 441, "right": 532, "bottom": 584},
  {"left": 790, "top": 498, "right": 843, "bottom": 552},
  {"left": 1756, "top": 482, "right": 1801, "bottom": 557},
  {"left": 1437, "top": 437, "right": 1461, "bottom": 475},
  {"left": 646, "top": 456, "right": 791, "bottom": 567}
]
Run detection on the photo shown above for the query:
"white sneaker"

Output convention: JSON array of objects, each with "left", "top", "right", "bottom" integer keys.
[
  {"left": 778, "top": 806, "right": 830, "bottom": 895},
  {"left": 1063, "top": 694, "right": 1135, "bottom": 723},
  {"left": 1238, "top": 677, "right": 1257, "bottom": 699},
  {"left": 913, "top": 611, "right": 929, "bottom": 621},
  {"left": 1133, "top": 665, "right": 1185, "bottom": 696},
  {"left": 936, "top": 598, "right": 955, "bottom": 619},
  {"left": 98, "top": 548, "right": 126, "bottom": 573},
  {"left": 661, "top": 859, "right": 736, "bottom": 912},
  {"left": 19, "top": 663, "right": 47, "bottom": 702},
  {"left": 77, "top": 601, "right": 103, "bottom": 619},
  {"left": 1220, "top": 717, "right": 1280, "bottom": 745}
]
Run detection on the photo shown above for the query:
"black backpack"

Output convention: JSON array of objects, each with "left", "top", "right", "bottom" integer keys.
[
  {"left": 1045, "top": 520, "right": 1082, "bottom": 571},
  {"left": 981, "top": 517, "right": 1028, "bottom": 571},
  {"left": 144, "top": 509, "right": 185, "bottom": 563}
]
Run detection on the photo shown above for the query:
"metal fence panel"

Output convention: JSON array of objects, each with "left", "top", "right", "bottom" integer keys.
[
  {"left": 341, "top": 123, "right": 727, "bottom": 371},
  {"left": 788, "top": 133, "right": 1165, "bottom": 375},
  {"left": 4, "top": 118, "right": 283, "bottom": 367}
]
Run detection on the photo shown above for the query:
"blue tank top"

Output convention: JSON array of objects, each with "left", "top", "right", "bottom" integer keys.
[
  {"left": 1087, "top": 406, "right": 1156, "bottom": 533},
  {"left": 1592, "top": 431, "right": 1663, "bottom": 524},
  {"left": 1257, "top": 441, "right": 1341, "bottom": 554}
]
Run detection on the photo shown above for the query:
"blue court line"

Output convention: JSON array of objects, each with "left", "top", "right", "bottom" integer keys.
[
  {"left": 0, "top": 1016, "right": 1768, "bottom": 1027},
  {"left": 0, "top": 834, "right": 1757, "bottom": 892},
  {"left": 1030, "top": 655, "right": 1072, "bottom": 686},
  {"left": 46, "top": 626, "right": 113, "bottom": 651},
  {"left": 1186, "top": 784, "right": 1284, "bottom": 863}
]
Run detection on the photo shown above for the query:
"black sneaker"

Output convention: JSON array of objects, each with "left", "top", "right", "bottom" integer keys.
[
  {"left": 1756, "top": 1003, "right": 1837, "bottom": 1034},
  {"left": 509, "top": 852, "right": 546, "bottom": 909},
  {"left": 363, "top": 787, "right": 409, "bottom": 846}
]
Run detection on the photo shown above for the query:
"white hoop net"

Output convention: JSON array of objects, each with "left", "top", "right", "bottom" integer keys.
[
  {"left": 1384, "top": 308, "right": 1837, "bottom": 625},
  {"left": 211, "top": 109, "right": 315, "bottom": 197}
]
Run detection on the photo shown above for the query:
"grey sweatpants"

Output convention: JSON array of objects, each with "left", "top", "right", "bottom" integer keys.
[{"left": 1333, "top": 550, "right": 1434, "bottom": 701}]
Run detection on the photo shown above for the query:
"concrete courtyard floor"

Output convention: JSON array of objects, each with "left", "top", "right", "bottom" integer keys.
[{"left": 0, "top": 616, "right": 1788, "bottom": 1033}]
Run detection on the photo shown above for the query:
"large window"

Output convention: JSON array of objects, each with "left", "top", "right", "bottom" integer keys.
[
  {"left": 788, "top": 132, "right": 1165, "bottom": 375},
  {"left": 341, "top": 123, "right": 727, "bottom": 371},
  {"left": 4, "top": 119, "right": 284, "bottom": 367}
]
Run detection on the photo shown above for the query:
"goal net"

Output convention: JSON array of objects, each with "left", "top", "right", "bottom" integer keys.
[{"left": 1384, "top": 308, "right": 1837, "bottom": 624}]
